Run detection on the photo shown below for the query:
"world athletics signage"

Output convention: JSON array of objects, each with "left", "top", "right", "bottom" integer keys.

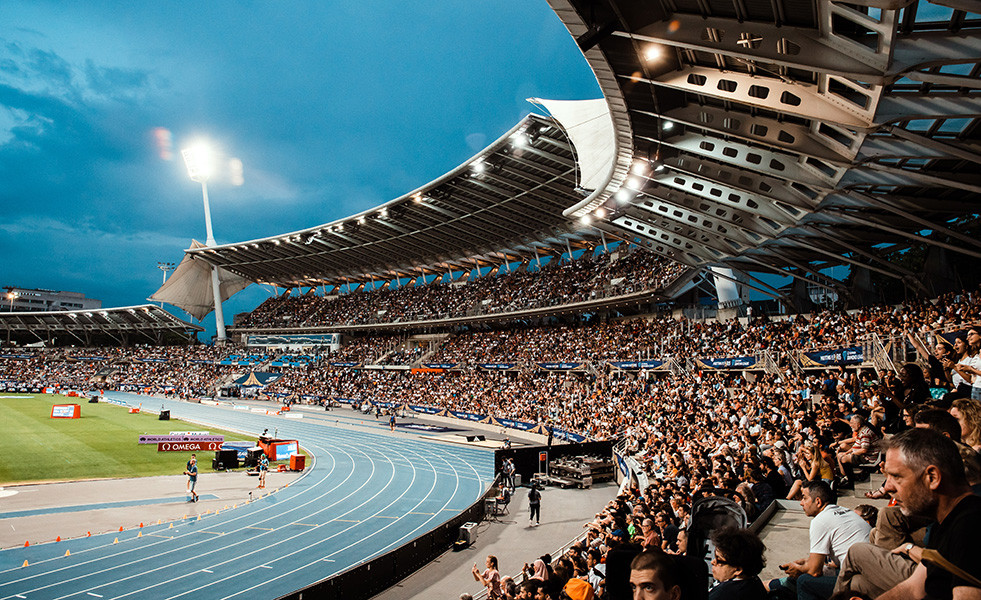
[
  {"left": 479, "top": 363, "right": 516, "bottom": 370},
  {"left": 448, "top": 410, "right": 486, "bottom": 422},
  {"left": 495, "top": 417, "right": 537, "bottom": 431},
  {"left": 801, "top": 346, "right": 864, "bottom": 366},
  {"left": 696, "top": 356, "right": 758, "bottom": 370},
  {"left": 609, "top": 360, "right": 665, "bottom": 370},
  {"left": 138, "top": 434, "right": 224, "bottom": 444},
  {"left": 535, "top": 362, "right": 585, "bottom": 370}
]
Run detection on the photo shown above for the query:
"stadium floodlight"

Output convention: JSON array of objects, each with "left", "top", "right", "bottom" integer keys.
[
  {"left": 181, "top": 140, "right": 226, "bottom": 342},
  {"left": 156, "top": 262, "right": 176, "bottom": 308},
  {"left": 7, "top": 291, "right": 17, "bottom": 312},
  {"left": 181, "top": 143, "right": 214, "bottom": 183}
]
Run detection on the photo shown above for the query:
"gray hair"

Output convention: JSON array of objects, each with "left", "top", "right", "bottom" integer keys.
[{"left": 883, "top": 428, "right": 967, "bottom": 487}]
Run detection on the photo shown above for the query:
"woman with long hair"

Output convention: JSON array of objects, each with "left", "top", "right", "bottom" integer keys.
[
  {"left": 951, "top": 397, "right": 981, "bottom": 451},
  {"left": 472, "top": 555, "right": 503, "bottom": 599},
  {"left": 942, "top": 331, "right": 976, "bottom": 403}
]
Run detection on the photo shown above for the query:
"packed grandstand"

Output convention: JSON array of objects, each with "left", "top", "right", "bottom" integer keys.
[
  {"left": 5, "top": 262, "right": 981, "bottom": 597},
  {"left": 5, "top": 0, "right": 981, "bottom": 596}
]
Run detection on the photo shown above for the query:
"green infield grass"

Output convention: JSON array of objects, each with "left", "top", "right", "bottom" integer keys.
[{"left": 0, "top": 394, "right": 278, "bottom": 484}]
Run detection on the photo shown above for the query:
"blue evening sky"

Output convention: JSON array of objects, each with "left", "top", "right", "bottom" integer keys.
[{"left": 0, "top": 1, "right": 600, "bottom": 340}]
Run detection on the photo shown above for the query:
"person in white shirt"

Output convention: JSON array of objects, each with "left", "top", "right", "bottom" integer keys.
[{"left": 768, "top": 479, "right": 871, "bottom": 600}]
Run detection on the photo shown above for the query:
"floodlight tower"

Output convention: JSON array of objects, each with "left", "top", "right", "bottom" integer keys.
[
  {"left": 156, "top": 262, "right": 176, "bottom": 307},
  {"left": 6, "top": 291, "right": 17, "bottom": 312},
  {"left": 181, "top": 143, "right": 227, "bottom": 342}
]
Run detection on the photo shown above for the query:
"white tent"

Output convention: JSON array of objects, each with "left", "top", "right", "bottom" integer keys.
[{"left": 149, "top": 240, "right": 251, "bottom": 320}]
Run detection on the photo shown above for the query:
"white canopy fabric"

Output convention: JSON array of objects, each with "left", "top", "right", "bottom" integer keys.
[
  {"left": 530, "top": 98, "right": 615, "bottom": 193},
  {"left": 149, "top": 240, "right": 251, "bottom": 320}
]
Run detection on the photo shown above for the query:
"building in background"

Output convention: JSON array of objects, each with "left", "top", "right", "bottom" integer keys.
[{"left": 3, "top": 287, "right": 102, "bottom": 313}]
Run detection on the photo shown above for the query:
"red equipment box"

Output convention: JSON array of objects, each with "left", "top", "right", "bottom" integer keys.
[{"left": 290, "top": 454, "right": 305, "bottom": 471}]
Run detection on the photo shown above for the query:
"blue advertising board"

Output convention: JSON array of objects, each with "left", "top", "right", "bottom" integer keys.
[
  {"left": 696, "top": 356, "right": 758, "bottom": 370},
  {"left": 496, "top": 417, "right": 537, "bottom": 431},
  {"left": 535, "top": 362, "right": 584, "bottom": 370},
  {"left": 448, "top": 410, "right": 486, "bottom": 422},
  {"left": 800, "top": 346, "right": 864, "bottom": 366},
  {"left": 609, "top": 360, "right": 665, "bottom": 370}
]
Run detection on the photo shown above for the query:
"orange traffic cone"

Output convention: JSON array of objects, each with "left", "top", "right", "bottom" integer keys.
[{"left": 23, "top": 540, "right": 29, "bottom": 547}]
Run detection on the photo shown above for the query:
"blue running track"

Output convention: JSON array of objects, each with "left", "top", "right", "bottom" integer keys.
[{"left": 0, "top": 393, "right": 495, "bottom": 599}]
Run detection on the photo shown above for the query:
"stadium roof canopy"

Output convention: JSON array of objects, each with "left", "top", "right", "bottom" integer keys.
[
  {"left": 177, "top": 0, "right": 981, "bottom": 306},
  {"left": 551, "top": 0, "right": 981, "bottom": 295},
  {"left": 182, "top": 114, "right": 613, "bottom": 290},
  {"left": 0, "top": 305, "right": 203, "bottom": 346}
]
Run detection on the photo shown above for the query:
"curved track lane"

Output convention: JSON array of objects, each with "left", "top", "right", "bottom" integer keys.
[{"left": 0, "top": 393, "right": 494, "bottom": 600}]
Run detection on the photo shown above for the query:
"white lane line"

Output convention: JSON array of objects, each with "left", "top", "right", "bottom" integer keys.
[
  {"left": 87, "top": 594, "right": 104, "bottom": 598},
  {"left": 201, "top": 569, "right": 213, "bottom": 573},
  {"left": 217, "top": 435, "right": 484, "bottom": 599},
  {"left": 12, "top": 402, "right": 491, "bottom": 600}
]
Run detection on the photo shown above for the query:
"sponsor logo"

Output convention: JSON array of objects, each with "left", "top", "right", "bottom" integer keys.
[{"left": 157, "top": 441, "right": 221, "bottom": 451}]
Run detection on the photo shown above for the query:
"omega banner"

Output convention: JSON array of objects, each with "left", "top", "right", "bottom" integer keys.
[
  {"left": 138, "top": 434, "right": 224, "bottom": 452},
  {"left": 156, "top": 441, "right": 222, "bottom": 452}
]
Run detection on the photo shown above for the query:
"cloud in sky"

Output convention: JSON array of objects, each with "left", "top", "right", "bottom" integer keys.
[{"left": 0, "top": 1, "right": 600, "bottom": 340}]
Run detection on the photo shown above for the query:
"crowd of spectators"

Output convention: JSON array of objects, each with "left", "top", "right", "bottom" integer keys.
[
  {"left": 236, "top": 247, "right": 687, "bottom": 329},
  {"left": 4, "top": 288, "right": 981, "bottom": 598}
]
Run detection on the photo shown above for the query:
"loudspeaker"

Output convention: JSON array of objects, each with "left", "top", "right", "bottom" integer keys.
[
  {"left": 214, "top": 449, "right": 239, "bottom": 470},
  {"left": 159, "top": 410, "right": 170, "bottom": 420},
  {"left": 244, "top": 447, "right": 263, "bottom": 468}
]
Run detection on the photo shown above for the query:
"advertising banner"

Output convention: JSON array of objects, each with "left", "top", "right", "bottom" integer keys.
[
  {"left": 157, "top": 441, "right": 222, "bottom": 452},
  {"left": 552, "top": 427, "right": 586, "bottom": 443},
  {"left": 478, "top": 363, "right": 516, "bottom": 370},
  {"left": 138, "top": 434, "right": 225, "bottom": 444},
  {"left": 330, "top": 362, "right": 360, "bottom": 368},
  {"left": 449, "top": 410, "right": 486, "bottom": 422},
  {"left": 608, "top": 360, "right": 665, "bottom": 370},
  {"left": 271, "top": 441, "right": 299, "bottom": 460},
  {"left": 695, "top": 356, "right": 758, "bottom": 370},
  {"left": 495, "top": 417, "right": 538, "bottom": 431},
  {"left": 50, "top": 404, "right": 81, "bottom": 419},
  {"left": 422, "top": 363, "right": 457, "bottom": 370},
  {"left": 535, "top": 362, "right": 584, "bottom": 371},
  {"left": 409, "top": 404, "right": 444, "bottom": 415},
  {"left": 800, "top": 346, "right": 864, "bottom": 366},
  {"left": 616, "top": 453, "right": 629, "bottom": 476}
]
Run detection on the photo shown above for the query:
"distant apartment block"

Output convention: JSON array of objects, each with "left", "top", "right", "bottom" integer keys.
[{"left": 3, "top": 287, "right": 102, "bottom": 312}]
